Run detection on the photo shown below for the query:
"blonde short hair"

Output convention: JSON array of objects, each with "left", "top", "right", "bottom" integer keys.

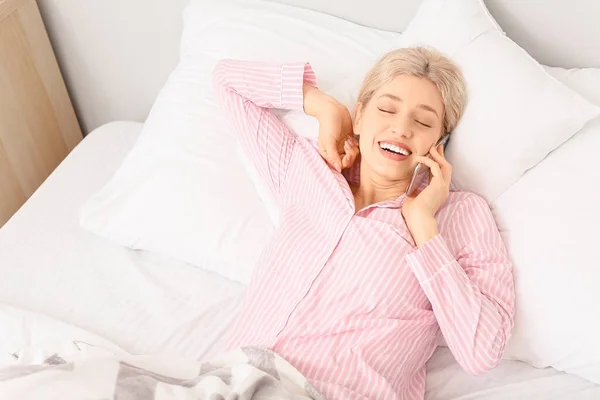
[{"left": 358, "top": 47, "right": 467, "bottom": 133}]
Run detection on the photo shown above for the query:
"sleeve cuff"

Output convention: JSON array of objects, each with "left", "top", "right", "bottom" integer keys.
[
  {"left": 280, "top": 62, "right": 317, "bottom": 110},
  {"left": 405, "top": 234, "right": 456, "bottom": 284}
]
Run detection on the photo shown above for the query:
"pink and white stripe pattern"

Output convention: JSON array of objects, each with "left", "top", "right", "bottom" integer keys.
[{"left": 213, "top": 60, "right": 515, "bottom": 400}]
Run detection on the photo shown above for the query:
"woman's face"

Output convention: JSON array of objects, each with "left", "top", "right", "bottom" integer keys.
[{"left": 354, "top": 74, "right": 445, "bottom": 183}]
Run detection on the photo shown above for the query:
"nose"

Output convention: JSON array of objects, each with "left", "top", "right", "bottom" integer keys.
[{"left": 390, "top": 115, "right": 412, "bottom": 139}]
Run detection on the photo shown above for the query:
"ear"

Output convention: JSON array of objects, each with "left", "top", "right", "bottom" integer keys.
[{"left": 353, "top": 102, "right": 364, "bottom": 135}]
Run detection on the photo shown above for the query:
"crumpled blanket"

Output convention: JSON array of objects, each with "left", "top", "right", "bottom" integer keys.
[{"left": 0, "top": 341, "right": 326, "bottom": 400}]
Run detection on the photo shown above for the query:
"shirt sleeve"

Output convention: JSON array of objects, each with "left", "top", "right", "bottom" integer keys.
[
  {"left": 404, "top": 193, "right": 515, "bottom": 375},
  {"left": 213, "top": 59, "right": 317, "bottom": 198}
]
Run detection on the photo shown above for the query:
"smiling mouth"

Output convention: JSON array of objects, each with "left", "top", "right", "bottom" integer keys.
[{"left": 378, "top": 141, "right": 411, "bottom": 156}]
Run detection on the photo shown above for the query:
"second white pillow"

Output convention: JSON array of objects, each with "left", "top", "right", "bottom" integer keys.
[{"left": 388, "top": 0, "right": 599, "bottom": 202}]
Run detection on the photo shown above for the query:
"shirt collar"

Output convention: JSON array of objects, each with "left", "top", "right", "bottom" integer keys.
[{"left": 342, "top": 158, "right": 430, "bottom": 209}]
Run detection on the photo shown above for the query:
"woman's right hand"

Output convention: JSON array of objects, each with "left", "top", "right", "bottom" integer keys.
[{"left": 303, "top": 84, "right": 359, "bottom": 172}]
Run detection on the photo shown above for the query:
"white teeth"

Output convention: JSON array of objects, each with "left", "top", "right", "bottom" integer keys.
[{"left": 379, "top": 142, "right": 410, "bottom": 156}]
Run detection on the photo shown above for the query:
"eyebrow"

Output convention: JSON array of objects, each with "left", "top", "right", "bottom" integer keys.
[{"left": 378, "top": 93, "right": 440, "bottom": 117}]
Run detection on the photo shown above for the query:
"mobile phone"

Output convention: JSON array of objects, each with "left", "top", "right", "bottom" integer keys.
[{"left": 405, "top": 133, "right": 451, "bottom": 197}]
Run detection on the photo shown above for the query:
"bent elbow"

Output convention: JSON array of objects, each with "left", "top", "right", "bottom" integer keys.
[
  {"left": 461, "top": 350, "right": 502, "bottom": 376},
  {"left": 463, "top": 362, "right": 494, "bottom": 376}
]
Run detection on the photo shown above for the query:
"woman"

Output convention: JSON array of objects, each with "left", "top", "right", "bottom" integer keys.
[{"left": 213, "top": 47, "right": 515, "bottom": 400}]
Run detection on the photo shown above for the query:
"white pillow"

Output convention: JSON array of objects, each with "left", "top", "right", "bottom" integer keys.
[
  {"left": 392, "top": 0, "right": 600, "bottom": 202},
  {"left": 497, "top": 67, "right": 600, "bottom": 384},
  {"left": 79, "top": 0, "right": 405, "bottom": 284}
]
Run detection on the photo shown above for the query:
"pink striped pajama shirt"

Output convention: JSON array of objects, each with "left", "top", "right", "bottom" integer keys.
[{"left": 213, "top": 60, "right": 515, "bottom": 400}]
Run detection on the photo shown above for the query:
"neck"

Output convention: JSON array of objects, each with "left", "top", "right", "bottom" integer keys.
[{"left": 351, "top": 164, "right": 409, "bottom": 210}]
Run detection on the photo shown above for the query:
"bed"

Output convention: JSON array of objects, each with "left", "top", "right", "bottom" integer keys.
[
  {"left": 2, "top": 0, "right": 600, "bottom": 398},
  {"left": 0, "top": 121, "right": 598, "bottom": 399}
]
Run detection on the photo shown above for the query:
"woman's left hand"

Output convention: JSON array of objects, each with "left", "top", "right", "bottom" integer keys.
[{"left": 401, "top": 144, "right": 452, "bottom": 247}]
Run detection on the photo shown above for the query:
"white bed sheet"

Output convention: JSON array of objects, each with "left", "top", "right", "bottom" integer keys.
[
  {"left": 0, "top": 121, "right": 246, "bottom": 362},
  {"left": 0, "top": 121, "right": 598, "bottom": 399}
]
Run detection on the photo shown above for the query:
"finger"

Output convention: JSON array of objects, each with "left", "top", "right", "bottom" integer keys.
[
  {"left": 413, "top": 156, "right": 443, "bottom": 180},
  {"left": 344, "top": 137, "right": 358, "bottom": 152},
  {"left": 342, "top": 140, "right": 352, "bottom": 169},
  {"left": 341, "top": 153, "right": 352, "bottom": 170},
  {"left": 342, "top": 142, "right": 360, "bottom": 169},
  {"left": 318, "top": 144, "right": 341, "bottom": 173},
  {"left": 318, "top": 144, "right": 328, "bottom": 158},
  {"left": 344, "top": 137, "right": 353, "bottom": 150},
  {"left": 350, "top": 142, "right": 360, "bottom": 158},
  {"left": 430, "top": 145, "right": 449, "bottom": 165},
  {"left": 318, "top": 134, "right": 328, "bottom": 157},
  {"left": 341, "top": 139, "right": 352, "bottom": 167},
  {"left": 324, "top": 138, "right": 342, "bottom": 172},
  {"left": 429, "top": 145, "right": 452, "bottom": 182}
]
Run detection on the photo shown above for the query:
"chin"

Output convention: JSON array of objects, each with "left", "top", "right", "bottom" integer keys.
[
  {"left": 372, "top": 162, "right": 411, "bottom": 182},
  {"left": 362, "top": 151, "right": 414, "bottom": 181}
]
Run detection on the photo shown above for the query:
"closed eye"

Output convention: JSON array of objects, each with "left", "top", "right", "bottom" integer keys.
[
  {"left": 416, "top": 120, "right": 431, "bottom": 128},
  {"left": 378, "top": 108, "right": 394, "bottom": 114}
]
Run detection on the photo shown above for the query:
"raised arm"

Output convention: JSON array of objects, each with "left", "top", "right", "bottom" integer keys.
[
  {"left": 405, "top": 194, "right": 515, "bottom": 375},
  {"left": 212, "top": 59, "right": 317, "bottom": 197}
]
